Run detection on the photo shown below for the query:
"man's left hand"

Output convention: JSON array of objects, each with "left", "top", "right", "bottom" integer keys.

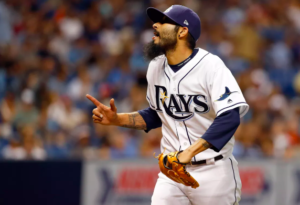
[{"left": 177, "top": 150, "right": 193, "bottom": 164}]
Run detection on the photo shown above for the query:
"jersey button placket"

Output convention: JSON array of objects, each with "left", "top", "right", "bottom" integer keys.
[{"left": 170, "top": 79, "right": 181, "bottom": 151}]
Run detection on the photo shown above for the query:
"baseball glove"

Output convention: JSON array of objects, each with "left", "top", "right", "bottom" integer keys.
[{"left": 155, "top": 150, "right": 199, "bottom": 189}]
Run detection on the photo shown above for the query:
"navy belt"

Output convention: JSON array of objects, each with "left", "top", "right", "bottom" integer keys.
[{"left": 190, "top": 155, "right": 223, "bottom": 165}]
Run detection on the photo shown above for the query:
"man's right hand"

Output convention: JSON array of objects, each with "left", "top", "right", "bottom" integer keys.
[
  {"left": 86, "top": 94, "right": 147, "bottom": 130},
  {"left": 86, "top": 94, "right": 119, "bottom": 126}
]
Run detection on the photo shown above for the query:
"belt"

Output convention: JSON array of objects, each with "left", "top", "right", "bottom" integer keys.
[{"left": 190, "top": 155, "right": 223, "bottom": 165}]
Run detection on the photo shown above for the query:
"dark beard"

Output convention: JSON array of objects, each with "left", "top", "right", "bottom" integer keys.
[
  {"left": 143, "top": 41, "right": 164, "bottom": 60},
  {"left": 143, "top": 33, "right": 178, "bottom": 61}
]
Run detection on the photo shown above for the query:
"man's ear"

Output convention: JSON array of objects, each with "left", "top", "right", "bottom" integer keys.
[{"left": 178, "top": 27, "right": 189, "bottom": 38}]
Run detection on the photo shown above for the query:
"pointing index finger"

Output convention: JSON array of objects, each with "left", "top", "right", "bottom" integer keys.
[{"left": 86, "top": 94, "right": 102, "bottom": 107}]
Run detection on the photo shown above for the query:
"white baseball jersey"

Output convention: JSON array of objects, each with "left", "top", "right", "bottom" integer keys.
[{"left": 146, "top": 48, "right": 249, "bottom": 161}]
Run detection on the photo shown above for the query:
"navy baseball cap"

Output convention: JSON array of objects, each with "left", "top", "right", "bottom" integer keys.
[{"left": 147, "top": 5, "right": 201, "bottom": 41}]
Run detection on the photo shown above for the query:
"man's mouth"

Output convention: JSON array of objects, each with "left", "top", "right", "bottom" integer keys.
[{"left": 152, "top": 31, "right": 160, "bottom": 40}]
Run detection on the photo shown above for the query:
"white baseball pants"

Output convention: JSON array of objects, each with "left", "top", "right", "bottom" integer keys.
[{"left": 151, "top": 155, "right": 241, "bottom": 205}]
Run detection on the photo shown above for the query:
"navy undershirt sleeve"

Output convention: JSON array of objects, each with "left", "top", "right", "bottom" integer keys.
[
  {"left": 138, "top": 107, "right": 162, "bottom": 133},
  {"left": 202, "top": 107, "right": 240, "bottom": 152}
]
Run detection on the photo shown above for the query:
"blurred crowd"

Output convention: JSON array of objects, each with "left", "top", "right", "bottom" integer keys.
[{"left": 0, "top": 0, "right": 299, "bottom": 160}]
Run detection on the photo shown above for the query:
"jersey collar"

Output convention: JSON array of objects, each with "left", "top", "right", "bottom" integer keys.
[{"left": 164, "top": 48, "right": 208, "bottom": 81}]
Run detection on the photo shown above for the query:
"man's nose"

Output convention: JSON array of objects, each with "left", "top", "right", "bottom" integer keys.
[{"left": 153, "top": 22, "right": 160, "bottom": 30}]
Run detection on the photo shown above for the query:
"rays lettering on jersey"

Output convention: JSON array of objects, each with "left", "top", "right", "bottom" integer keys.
[{"left": 155, "top": 85, "right": 210, "bottom": 120}]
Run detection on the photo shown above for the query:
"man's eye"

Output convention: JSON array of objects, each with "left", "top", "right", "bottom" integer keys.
[{"left": 159, "top": 18, "right": 174, "bottom": 25}]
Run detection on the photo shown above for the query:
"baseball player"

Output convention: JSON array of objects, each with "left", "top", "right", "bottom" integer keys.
[{"left": 87, "top": 5, "right": 249, "bottom": 205}]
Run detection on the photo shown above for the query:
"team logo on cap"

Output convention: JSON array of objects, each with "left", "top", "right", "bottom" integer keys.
[
  {"left": 184, "top": 20, "right": 189, "bottom": 25},
  {"left": 164, "top": 6, "right": 173, "bottom": 13}
]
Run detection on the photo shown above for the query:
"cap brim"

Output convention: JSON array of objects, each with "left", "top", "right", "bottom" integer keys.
[
  {"left": 146, "top": 7, "right": 184, "bottom": 27},
  {"left": 146, "top": 7, "right": 166, "bottom": 23}
]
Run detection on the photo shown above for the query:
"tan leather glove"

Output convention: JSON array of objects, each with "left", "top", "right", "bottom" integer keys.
[{"left": 156, "top": 151, "right": 199, "bottom": 189}]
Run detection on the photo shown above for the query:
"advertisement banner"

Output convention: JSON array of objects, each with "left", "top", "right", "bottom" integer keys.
[
  {"left": 82, "top": 160, "right": 284, "bottom": 205},
  {"left": 81, "top": 160, "right": 159, "bottom": 205},
  {"left": 285, "top": 161, "right": 300, "bottom": 205},
  {"left": 238, "top": 161, "right": 278, "bottom": 205}
]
